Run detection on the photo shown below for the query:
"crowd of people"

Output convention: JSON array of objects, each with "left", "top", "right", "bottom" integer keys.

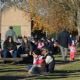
[
  {"left": 0, "top": 26, "right": 79, "bottom": 75},
  {"left": 0, "top": 27, "right": 58, "bottom": 63}
]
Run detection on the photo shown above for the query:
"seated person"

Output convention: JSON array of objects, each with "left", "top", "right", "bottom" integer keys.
[
  {"left": 16, "top": 42, "right": 23, "bottom": 57},
  {"left": 21, "top": 36, "right": 33, "bottom": 63},
  {"left": 28, "top": 49, "right": 45, "bottom": 75},
  {"left": 2, "top": 36, "right": 17, "bottom": 58},
  {"left": 41, "top": 48, "right": 55, "bottom": 73}
]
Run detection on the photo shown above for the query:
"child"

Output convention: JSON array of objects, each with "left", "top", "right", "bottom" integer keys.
[
  {"left": 41, "top": 48, "right": 55, "bottom": 73},
  {"left": 28, "top": 49, "right": 45, "bottom": 75},
  {"left": 37, "top": 40, "right": 45, "bottom": 49},
  {"left": 69, "top": 41, "right": 77, "bottom": 61}
]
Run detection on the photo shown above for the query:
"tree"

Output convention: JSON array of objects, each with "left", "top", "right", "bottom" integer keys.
[
  {"left": 1, "top": 0, "right": 80, "bottom": 36},
  {"left": 28, "top": 0, "right": 78, "bottom": 35}
]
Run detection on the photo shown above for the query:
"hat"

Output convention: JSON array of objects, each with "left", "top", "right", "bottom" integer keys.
[{"left": 33, "top": 49, "right": 41, "bottom": 55}]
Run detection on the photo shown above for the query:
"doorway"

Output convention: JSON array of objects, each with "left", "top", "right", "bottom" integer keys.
[{"left": 13, "top": 26, "right": 21, "bottom": 37}]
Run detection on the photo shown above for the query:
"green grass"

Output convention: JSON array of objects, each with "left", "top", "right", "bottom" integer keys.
[{"left": 0, "top": 53, "right": 80, "bottom": 80}]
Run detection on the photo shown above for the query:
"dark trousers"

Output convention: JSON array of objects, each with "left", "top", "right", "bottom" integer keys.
[
  {"left": 3, "top": 50, "right": 17, "bottom": 58},
  {"left": 17, "top": 46, "right": 23, "bottom": 57},
  {"left": 46, "top": 60, "right": 55, "bottom": 73}
]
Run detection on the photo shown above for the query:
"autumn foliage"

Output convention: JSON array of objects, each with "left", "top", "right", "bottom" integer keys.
[
  {"left": 28, "top": 0, "right": 78, "bottom": 35},
  {"left": 0, "top": 0, "right": 79, "bottom": 35}
]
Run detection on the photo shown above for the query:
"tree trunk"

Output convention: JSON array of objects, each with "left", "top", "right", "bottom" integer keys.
[{"left": 77, "top": 8, "right": 80, "bottom": 36}]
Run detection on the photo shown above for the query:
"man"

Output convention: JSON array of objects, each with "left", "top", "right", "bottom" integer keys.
[
  {"left": 57, "top": 28, "right": 70, "bottom": 62},
  {"left": 41, "top": 48, "right": 55, "bottom": 73},
  {"left": 5, "top": 26, "right": 17, "bottom": 41}
]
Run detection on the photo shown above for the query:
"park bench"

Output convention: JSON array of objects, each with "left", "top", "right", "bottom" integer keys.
[
  {"left": 0, "top": 48, "right": 33, "bottom": 63},
  {"left": 0, "top": 58, "right": 23, "bottom": 62},
  {"left": 0, "top": 53, "right": 31, "bottom": 63}
]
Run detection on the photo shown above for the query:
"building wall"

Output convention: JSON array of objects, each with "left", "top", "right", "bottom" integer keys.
[{"left": 1, "top": 6, "right": 31, "bottom": 40}]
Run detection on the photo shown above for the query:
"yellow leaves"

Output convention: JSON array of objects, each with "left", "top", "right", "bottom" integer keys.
[
  {"left": 28, "top": 0, "right": 77, "bottom": 35},
  {"left": 32, "top": 15, "right": 50, "bottom": 33}
]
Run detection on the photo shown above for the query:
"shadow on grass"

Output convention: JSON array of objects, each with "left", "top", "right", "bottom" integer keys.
[
  {"left": 0, "top": 69, "right": 26, "bottom": 72},
  {"left": 0, "top": 76, "right": 26, "bottom": 80},
  {"left": 19, "top": 68, "right": 80, "bottom": 80},
  {"left": 28, "top": 69, "right": 80, "bottom": 79},
  {"left": 54, "top": 69, "right": 80, "bottom": 76},
  {"left": 55, "top": 59, "right": 80, "bottom": 64},
  {"left": 0, "top": 69, "right": 80, "bottom": 80}
]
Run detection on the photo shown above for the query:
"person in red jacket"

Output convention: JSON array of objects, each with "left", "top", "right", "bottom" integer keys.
[
  {"left": 69, "top": 41, "right": 77, "bottom": 61},
  {"left": 28, "top": 49, "right": 45, "bottom": 74}
]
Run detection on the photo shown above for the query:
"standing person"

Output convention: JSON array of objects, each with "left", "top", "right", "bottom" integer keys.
[
  {"left": 69, "top": 41, "right": 77, "bottom": 61},
  {"left": 41, "top": 48, "right": 55, "bottom": 73},
  {"left": 5, "top": 26, "right": 17, "bottom": 42},
  {"left": 57, "top": 28, "right": 70, "bottom": 62}
]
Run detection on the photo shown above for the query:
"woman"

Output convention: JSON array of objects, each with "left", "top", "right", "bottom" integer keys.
[
  {"left": 3, "top": 36, "right": 17, "bottom": 58},
  {"left": 21, "top": 36, "right": 33, "bottom": 63},
  {"left": 22, "top": 36, "right": 31, "bottom": 54}
]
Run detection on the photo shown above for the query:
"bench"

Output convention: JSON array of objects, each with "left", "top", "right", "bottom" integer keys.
[
  {"left": 0, "top": 54, "right": 30, "bottom": 62},
  {"left": 0, "top": 51, "right": 33, "bottom": 63},
  {"left": 0, "top": 58, "right": 23, "bottom": 62}
]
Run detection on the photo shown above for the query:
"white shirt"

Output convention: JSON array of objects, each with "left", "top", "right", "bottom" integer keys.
[{"left": 45, "top": 56, "right": 53, "bottom": 64}]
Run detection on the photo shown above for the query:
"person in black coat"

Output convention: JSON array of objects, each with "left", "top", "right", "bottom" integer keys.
[
  {"left": 3, "top": 36, "right": 17, "bottom": 58},
  {"left": 57, "top": 28, "right": 70, "bottom": 62}
]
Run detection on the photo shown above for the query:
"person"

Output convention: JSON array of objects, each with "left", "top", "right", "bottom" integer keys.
[
  {"left": 22, "top": 36, "right": 31, "bottom": 54},
  {"left": 28, "top": 49, "right": 45, "bottom": 75},
  {"left": 69, "top": 41, "right": 77, "bottom": 61},
  {"left": 2, "top": 36, "right": 17, "bottom": 63},
  {"left": 57, "top": 28, "right": 70, "bottom": 62},
  {"left": 41, "top": 47, "right": 55, "bottom": 73},
  {"left": 5, "top": 26, "right": 17, "bottom": 41},
  {"left": 16, "top": 36, "right": 23, "bottom": 57},
  {"left": 21, "top": 36, "right": 33, "bottom": 63},
  {"left": 37, "top": 40, "right": 45, "bottom": 50},
  {"left": 30, "top": 39, "right": 37, "bottom": 52}
]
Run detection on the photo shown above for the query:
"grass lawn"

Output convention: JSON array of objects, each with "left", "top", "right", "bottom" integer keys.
[{"left": 0, "top": 54, "right": 80, "bottom": 80}]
